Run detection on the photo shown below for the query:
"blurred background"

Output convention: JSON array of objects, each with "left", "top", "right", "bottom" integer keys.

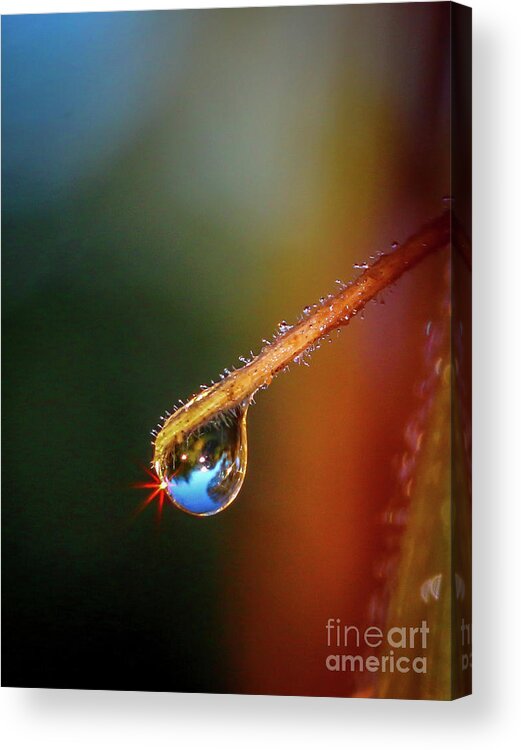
[{"left": 2, "top": 4, "right": 451, "bottom": 696}]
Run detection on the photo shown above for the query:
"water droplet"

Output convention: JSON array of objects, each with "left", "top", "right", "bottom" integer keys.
[
  {"left": 353, "top": 261, "right": 369, "bottom": 270},
  {"left": 156, "top": 407, "right": 248, "bottom": 516},
  {"left": 277, "top": 320, "right": 292, "bottom": 334},
  {"left": 391, "top": 241, "right": 399, "bottom": 250}
]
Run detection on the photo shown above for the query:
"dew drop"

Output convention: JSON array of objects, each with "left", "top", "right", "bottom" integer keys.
[
  {"left": 156, "top": 407, "right": 248, "bottom": 516},
  {"left": 277, "top": 320, "right": 292, "bottom": 334},
  {"left": 353, "top": 261, "right": 369, "bottom": 270}
]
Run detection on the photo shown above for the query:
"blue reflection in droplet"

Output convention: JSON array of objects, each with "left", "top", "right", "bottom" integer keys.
[
  {"left": 167, "top": 455, "right": 235, "bottom": 516},
  {"left": 160, "top": 407, "right": 248, "bottom": 517}
]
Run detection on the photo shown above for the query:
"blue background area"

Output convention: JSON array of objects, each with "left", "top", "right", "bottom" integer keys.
[{"left": 2, "top": 12, "right": 190, "bottom": 212}]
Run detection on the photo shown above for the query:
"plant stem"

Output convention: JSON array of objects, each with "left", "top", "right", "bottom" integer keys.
[{"left": 153, "top": 211, "right": 450, "bottom": 466}]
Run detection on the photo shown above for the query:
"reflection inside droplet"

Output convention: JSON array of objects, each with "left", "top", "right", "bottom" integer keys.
[{"left": 155, "top": 407, "right": 248, "bottom": 516}]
